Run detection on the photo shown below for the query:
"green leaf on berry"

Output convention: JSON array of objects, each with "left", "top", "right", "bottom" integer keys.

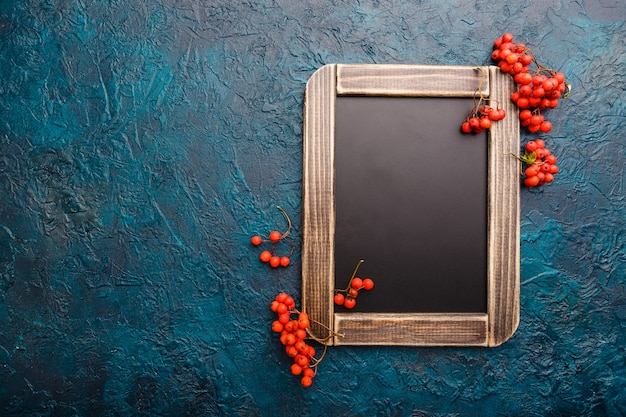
[
  {"left": 523, "top": 150, "right": 538, "bottom": 164},
  {"left": 509, "top": 151, "right": 543, "bottom": 166},
  {"left": 563, "top": 83, "right": 572, "bottom": 99}
]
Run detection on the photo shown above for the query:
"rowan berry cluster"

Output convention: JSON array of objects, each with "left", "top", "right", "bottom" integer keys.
[
  {"left": 251, "top": 206, "right": 293, "bottom": 268},
  {"left": 333, "top": 260, "right": 374, "bottom": 309},
  {"left": 270, "top": 292, "right": 324, "bottom": 387},
  {"left": 519, "top": 109, "right": 552, "bottom": 133},
  {"left": 461, "top": 66, "right": 507, "bottom": 135},
  {"left": 491, "top": 32, "right": 569, "bottom": 133},
  {"left": 516, "top": 139, "right": 559, "bottom": 188},
  {"left": 461, "top": 103, "right": 507, "bottom": 134}
]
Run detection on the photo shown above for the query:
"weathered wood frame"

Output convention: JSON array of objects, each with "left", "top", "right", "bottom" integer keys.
[{"left": 302, "top": 64, "right": 520, "bottom": 347}]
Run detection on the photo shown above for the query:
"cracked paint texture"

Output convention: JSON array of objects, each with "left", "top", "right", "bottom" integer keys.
[{"left": 0, "top": 0, "right": 625, "bottom": 416}]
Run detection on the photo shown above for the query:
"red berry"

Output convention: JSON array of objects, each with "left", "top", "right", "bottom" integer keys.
[
  {"left": 271, "top": 320, "right": 284, "bottom": 333},
  {"left": 284, "top": 333, "right": 296, "bottom": 346},
  {"left": 351, "top": 277, "right": 363, "bottom": 289},
  {"left": 278, "top": 311, "right": 290, "bottom": 324},
  {"left": 306, "top": 345, "right": 316, "bottom": 358},
  {"left": 505, "top": 53, "right": 519, "bottom": 65},
  {"left": 537, "top": 172, "right": 546, "bottom": 184},
  {"left": 532, "top": 75, "right": 544, "bottom": 86},
  {"left": 516, "top": 71, "right": 532, "bottom": 85},
  {"left": 525, "top": 141, "right": 538, "bottom": 152},
  {"left": 530, "top": 114, "right": 544, "bottom": 126},
  {"left": 291, "top": 363, "right": 303, "bottom": 376},
  {"left": 260, "top": 251, "right": 272, "bottom": 263},
  {"left": 251, "top": 235, "right": 263, "bottom": 246},
  {"left": 343, "top": 297, "right": 357, "bottom": 309},
  {"left": 535, "top": 148, "right": 547, "bottom": 159},
  {"left": 499, "top": 61, "right": 513, "bottom": 73},
  {"left": 295, "top": 329, "right": 307, "bottom": 340},
  {"left": 502, "top": 33, "right": 514, "bottom": 43},
  {"left": 333, "top": 293, "right": 345, "bottom": 305},
  {"left": 283, "top": 320, "right": 296, "bottom": 332},
  {"left": 532, "top": 87, "right": 545, "bottom": 98},
  {"left": 295, "top": 354, "right": 310, "bottom": 367},
  {"left": 527, "top": 124, "right": 541, "bottom": 133},
  {"left": 297, "top": 313, "right": 310, "bottom": 329},
  {"left": 524, "top": 176, "right": 540, "bottom": 188},
  {"left": 519, "top": 85, "right": 533, "bottom": 97},
  {"left": 539, "top": 121, "right": 552, "bottom": 133},
  {"left": 479, "top": 116, "right": 492, "bottom": 129},
  {"left": 280, "top": 256, "right": 291, "bottom": 267},
  {"left": 362, "top": 278, "right": 374, "bottom": 291},
  {"left": 520, "top": 54, "right": 532, "bottom": 66},
  {"left": 542, "top": 79, "right": 555, "bottom": 91},
  {"left": 284, "top": 296, "right": 295, "bottom": 309},
  {"left": 269, "top": 256, "right": 280, "bottom": 268},
  {"left": 295, "top": 340, "right": 308, "bottom": 354},
  {"left": 528, "top": 96, "right": 542, "bottom": 108},
  {"left": 489, "top": 108, "right": 503, "bottom": 120},
  {"left": 285, "top": 345, "right": 298, "bottom": 358},
  {"left": 301, "top": 376, "right": 313, "bottom": 387},
  {"left": 269, "top": 231, "right": 281, "bottom": 242},
  {"left": 516, "top": 97, "right": 529, "bottom": 108},
  {"left": 525, "top": 165, "right": 540, "bottom": 178}
]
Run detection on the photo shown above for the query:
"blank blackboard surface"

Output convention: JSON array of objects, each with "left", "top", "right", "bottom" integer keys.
[{"left": 334, "top": 96, "right": 487, "bottom": 313}]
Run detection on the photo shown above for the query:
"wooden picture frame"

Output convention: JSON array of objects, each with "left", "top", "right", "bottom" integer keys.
[{"left": 302, "top": 64, "right": 520, "bottom": 347}]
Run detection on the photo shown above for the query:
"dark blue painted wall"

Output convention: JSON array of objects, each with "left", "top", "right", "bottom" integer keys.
[{"left": 0, "top": 0, "right": 624, "bottom": 416}]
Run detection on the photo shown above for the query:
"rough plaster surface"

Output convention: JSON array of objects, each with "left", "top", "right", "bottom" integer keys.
[{"left": 0, "top": 0, "right": 624, "bottom": 416}]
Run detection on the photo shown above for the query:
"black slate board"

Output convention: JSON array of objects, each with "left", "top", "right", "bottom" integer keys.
[{"left": 334, "top": 96, "right": 487, "bottom": 313}]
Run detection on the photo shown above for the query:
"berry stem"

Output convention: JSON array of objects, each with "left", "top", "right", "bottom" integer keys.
[
  {"left": 472, "top": 67, "right": 487, "bottom": 113},
  {"left": 308, "top": 344, "right": 329, "bottom": 368},
  {"left": 343, "top": 259, "right": 365, "bottom": 292},
  {"left": 291, "top": 307, "right": 345, "bottom": 342},
  {"left": 305, "top": 326, "right": 344, "bottom": 343},
  {"left": 276, "top": 205, "right": 292, "bottom": 239},
  {"left": 284, "top": 237, "right": 295, "bottom": 257}
]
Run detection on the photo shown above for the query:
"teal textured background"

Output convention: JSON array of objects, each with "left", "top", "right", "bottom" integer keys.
[{"left": 0, "top": 0, "right": 625, "bottom": 416}]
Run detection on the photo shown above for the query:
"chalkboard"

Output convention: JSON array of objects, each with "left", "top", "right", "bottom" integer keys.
[
  {"left": 334, "top": 96, "right": 487, "bottom": 314},
  {"left": 302, "top": 64, "right": 520, "bottom": 346}
]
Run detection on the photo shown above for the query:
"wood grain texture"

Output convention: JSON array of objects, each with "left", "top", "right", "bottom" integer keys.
[
  {"left": 487, "top": 66, "right": 521, "bottom": 346},
  {"left": 302, "top": 64, "right": 337, "bottom": 344},
  {"left": 334, "top": 313, "right": 489, "bottom": 346},
  {"left": 337, "top": 64, "right": 489, "bottom": 97},
  {"left": 302, "top": 64, "right": 520, "bottom": 346}
]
